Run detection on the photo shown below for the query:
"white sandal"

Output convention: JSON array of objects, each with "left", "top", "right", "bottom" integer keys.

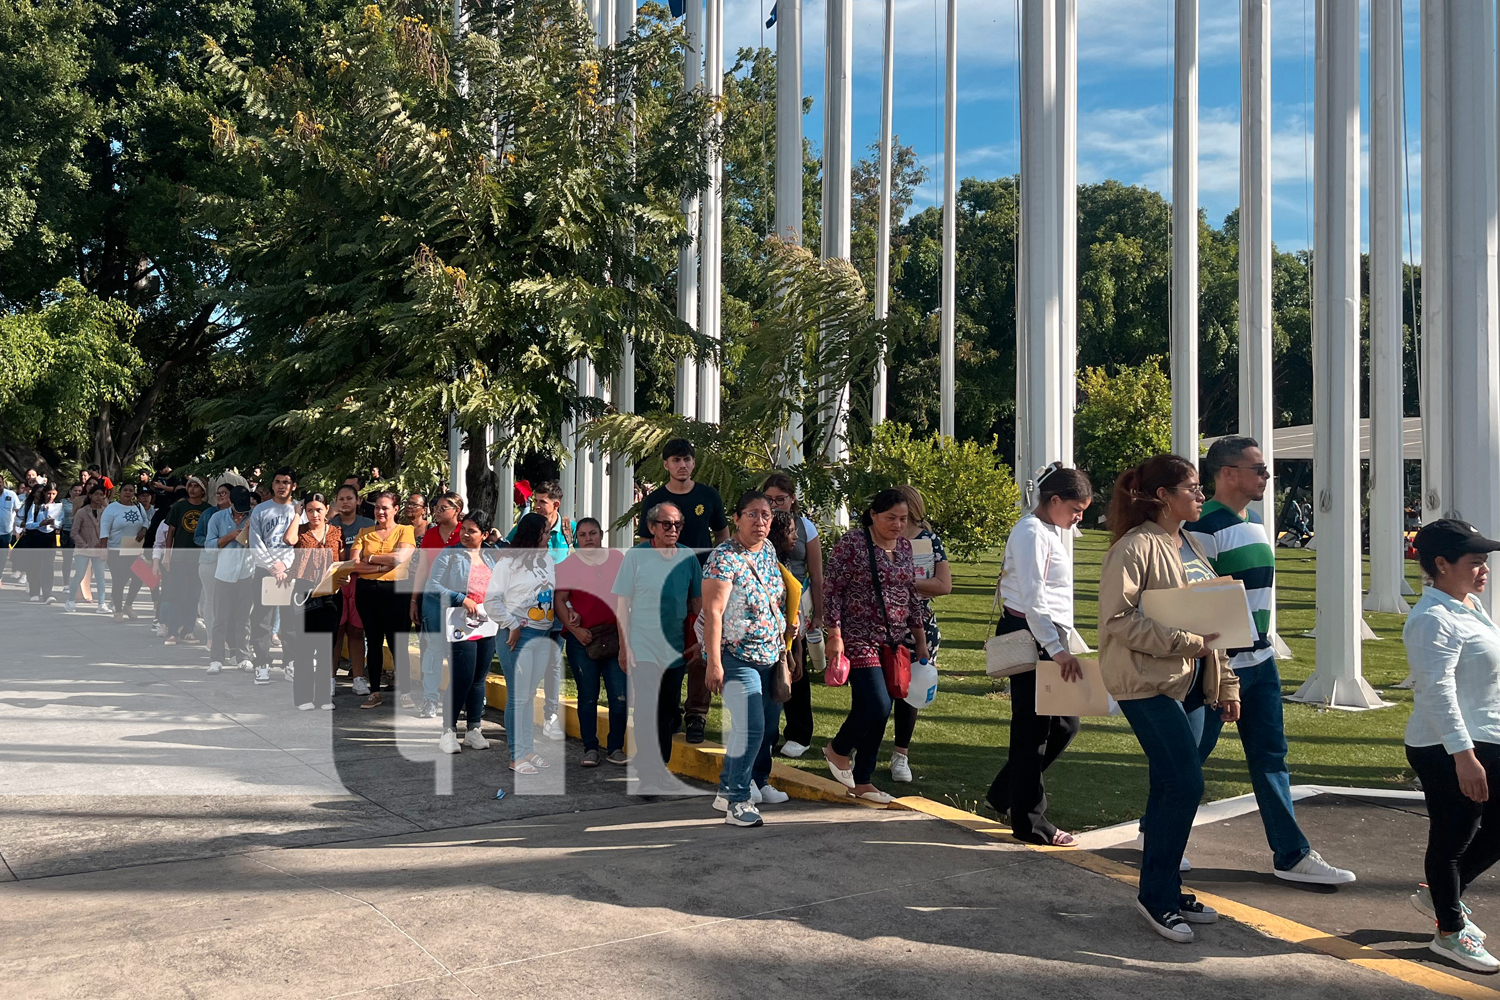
[
  {"left": 823, "top": 748, "right": 856, "bottom": 789},
  {"left": 509, "top": 761, "right": 539, "bottom": 775},
  {"left": 852, "top": 789, "right": 894, "bottom": 804}
]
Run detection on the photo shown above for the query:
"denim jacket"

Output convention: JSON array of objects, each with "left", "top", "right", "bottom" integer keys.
[
  {"left": 426, "top": 544, "right": 504, "bottom": 608},
  {"left": 1404, "top": 587, "right": 1500, "bottom": 753}
]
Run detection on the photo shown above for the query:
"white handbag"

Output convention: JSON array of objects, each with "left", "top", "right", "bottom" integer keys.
[{"left": 982, "top": 576, "right": 1039, "bottom": 678}]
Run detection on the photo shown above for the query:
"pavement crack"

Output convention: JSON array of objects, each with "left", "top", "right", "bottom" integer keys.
[
  {"left": 0, "top": 846, "right": 17, "bottom": 880},
  {"left": 244, "top": 855, "right": 483, "bottom": 999}
]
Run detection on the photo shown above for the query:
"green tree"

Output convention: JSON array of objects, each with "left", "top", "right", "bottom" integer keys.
[
  {"left": 0, "top": 0, "right": 345, "bottom": 479},
  {"left": 197, "top": 0, "right": 712, "bottom": 498},
  {"left": 1073, "top": 356, "right": 1173, "bottom": 505}
]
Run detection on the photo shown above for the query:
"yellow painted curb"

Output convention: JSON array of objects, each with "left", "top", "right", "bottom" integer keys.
[
  {"left": 894, "top": 796, "right": 1500, "bottom": 1000},
  {"left": 482, "top": 673, "right": 882, "bottom": 807}
]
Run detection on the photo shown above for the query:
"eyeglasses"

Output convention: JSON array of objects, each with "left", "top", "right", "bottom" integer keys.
[
  {"left": 435, "top": 503, "right": 458, "bottom": 512},
  {"left": 1169, "top": 485, "right": 1206, "bottom": 498},
  {"left": 739, "top": 510, "right": 773, "bottom": 522},
  {"left": 1225, "top": 464, "right": 1271, "bottom": 477},
  {"left": 764, "top": 492, "right": 793, "bottom": 505},
  {"left": 654, "top": 520, "right": 684, "bottom": 531}
]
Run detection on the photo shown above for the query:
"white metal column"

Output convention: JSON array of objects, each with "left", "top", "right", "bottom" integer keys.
[
  {"left": 447, "top": 413, "right": 468, "bottom": 505},
  {"left": 1365, "top": 0, "right": 1408, "bottom": 615},
  {"left": 939, "top": 0, "right": 957, "bottom": 439},
  {"left": 821, "top": 0, "right": 852, "bottom": 471},
  {"left": 1171, "top": 0, "right": 1199, "bottom": 462},
  {"left": 609, "top": 0, "right": 636, "bottom": 546},
  {"left": 1056, "top": 0, "right": 1076, "bottom": 469},
  {"left": 1291, "top": 0, "right": 1381, "bottom": 710},
  {"left": 775, "top": 0, "right": 804, "bottom": 465},
  {"left": 676, "top": 0, "right": 702, "bottom": 419},
  {"left": 872, "top": 0, "right": 894, "bottom": 426},
  {"left": 697, "top": 0, "right": 723, "bottom": 424},
  {"left": 1018, "top": 0, "right": 1061, "bottom": 491},
  {"left": 1421, "top": 0, "right": 1500, "bottom": 614},
  {"left": 1239, "top": 0, "right": 1284, "bottom": 654}
]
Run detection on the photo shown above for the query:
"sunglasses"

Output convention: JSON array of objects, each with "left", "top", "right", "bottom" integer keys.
[
  {"left": 654, "top": 520, "right": 684, "bottom": 531},
  {"left": 1225, "top": 463, "right": 1271, "bottom": 477},
  {"left": 1168, "top": 485, "right": 1206, "bottom": 498}
]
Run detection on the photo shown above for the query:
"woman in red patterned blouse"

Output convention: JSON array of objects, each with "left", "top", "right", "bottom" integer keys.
[{"left": 821, "top": 489, "right": 928, "bottom": 802}]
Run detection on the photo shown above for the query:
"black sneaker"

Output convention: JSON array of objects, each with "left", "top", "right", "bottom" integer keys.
[
  {"left": 685, "top": 717, "right": 706, "bottom": 744},
  {"left": 581, "top": 748, "right": 602, "bottom": 768},
  {"left": 1178, "top": 894, "right": 1218, "bottom": 924},
  {"left": 1134, "top": 899, "right": 1193, "bottom": 942},
  {"left": 606, "top": 749, "right": 630, "bottom": 766}
]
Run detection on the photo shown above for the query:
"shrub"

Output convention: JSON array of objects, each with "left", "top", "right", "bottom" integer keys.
[
  {"left": 1074, "top": 356, "right": 1173, "bottom": 512},
  {"left": 834, "top": 422, "right": 1021, "bottom": 561}
]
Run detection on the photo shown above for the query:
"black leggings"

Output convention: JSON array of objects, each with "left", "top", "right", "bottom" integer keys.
[
  {"left": 108, "top": 551, "right": 144, "bottom": 611},
  {"left": 355, "top": 578, "right": 408, "bottom": 691},
  {"left": 1408, "top": 741, "right": 1500, "bottom": 933},
  {"left": 780, "top": 638, "right": 815, "bottom": 746},
  {"left": 288, "top": 596, "right": 341, "bottom": 706},
  {"left": 987, "top": 614, "right": 1080, "bottom": 842}
]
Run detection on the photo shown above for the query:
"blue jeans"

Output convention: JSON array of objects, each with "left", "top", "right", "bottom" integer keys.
[
  {"left": 502, "top": 629, "right": 559, "bottom": 761},
  {"left": 1197, "top": 658, "right": 1310, "bottom": 871},
  {"left": 419, "top": 596, "right": 445, "bottom": 705},
  {"left": 70, "top": 553, "right": 107, "bottom": 601},
  {"left": 830, "top": 664, "right": 893, "bottom": 785},
  {"left": 717, "top": 651, "right": 779, "bottom": 803},
  {"left": 564, "top": 634, "right": 626, "bottom": 753},
  {"left": 1119, "top": 694, "right": 1205, "bottom": 916},
  {"left": 447, "top": 634, "right": 494, "bottom": 732}
]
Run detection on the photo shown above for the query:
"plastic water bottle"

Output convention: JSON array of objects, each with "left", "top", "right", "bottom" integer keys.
[{"left": 805, "top": 628, "right": 827, "bottom": 673}]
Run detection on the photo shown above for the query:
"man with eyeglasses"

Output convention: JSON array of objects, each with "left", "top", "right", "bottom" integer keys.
[
  {"left": 614, "top": 501, "right": 703, "bottom": 788},
  {"left": 1186, "top": 436, "right": 1356, "bottom": 886}
]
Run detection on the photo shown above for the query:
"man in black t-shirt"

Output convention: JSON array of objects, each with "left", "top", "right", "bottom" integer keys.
[
  {"left": 636, "top": 438, "right": 728, "bottom": 558},
  {"left": 163, "top": 477, "right": 213, "bottom": 643},
  {"left": 635, "top": 438, "right": 727, "bottom": 744}
]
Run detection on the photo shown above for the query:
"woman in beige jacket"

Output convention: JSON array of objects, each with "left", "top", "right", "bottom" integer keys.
[{"left": 1098, "top": 453, "right": 1240, "bottom": 944}]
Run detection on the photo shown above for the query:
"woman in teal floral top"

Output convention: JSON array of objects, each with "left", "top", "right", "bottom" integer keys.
[{"left": 702, "top": 490, "right": 787, "bottom": 827}]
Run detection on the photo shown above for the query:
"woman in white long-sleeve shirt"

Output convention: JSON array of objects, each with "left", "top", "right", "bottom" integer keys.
[
  {"left": 1404, "top": 519, "right": 1500, "bottom": 973},
  {"left": 986, "top": 464, "right": 1093, "bottom": 846},
  {"left": 485, "top": 512, "right": 559, "bottom": 775}
]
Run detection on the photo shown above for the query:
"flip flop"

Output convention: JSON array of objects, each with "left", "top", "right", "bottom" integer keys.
[
  {"left": 526, "top": 754, "right": 551, "bottom": 769},
  {"left": 509, "top": 761, "right": 539, "bottom": 775},
  {"left": 1051, "top": 830, "right": 1078, "bottom": 847}
]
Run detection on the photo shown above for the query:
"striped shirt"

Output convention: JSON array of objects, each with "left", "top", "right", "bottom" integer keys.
[{"left": 1184, "top": 500, "right": 1275, "bottom": 670}]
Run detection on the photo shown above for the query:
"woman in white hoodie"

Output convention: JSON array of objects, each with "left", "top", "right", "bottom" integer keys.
[{"left": 485, "top": 512, "right": 559, "bottom": 775}]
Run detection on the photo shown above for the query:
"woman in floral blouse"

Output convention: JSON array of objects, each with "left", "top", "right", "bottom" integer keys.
[
  {"left": 702, "top": 490, "right": 787, "bottom": 828},
  {"left": 822, "top": 489, "right": 929, "bottom": 803}
]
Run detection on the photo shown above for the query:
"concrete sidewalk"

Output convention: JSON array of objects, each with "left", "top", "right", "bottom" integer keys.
[{"left": 1092, "top": 789, "right": 1500, "bottom": 990}]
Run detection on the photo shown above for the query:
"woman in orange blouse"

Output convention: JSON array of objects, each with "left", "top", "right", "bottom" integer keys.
[
  {"left": 284, "top": 492, "right": 343, "bottom": 711},
  {"left": 349, "top": 491, "right": 416, "bottom": 709}
]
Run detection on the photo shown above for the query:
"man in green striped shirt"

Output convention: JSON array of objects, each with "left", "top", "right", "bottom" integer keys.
[{"left": 1186, "top": 436, "right": 1355, "bottom": 886}]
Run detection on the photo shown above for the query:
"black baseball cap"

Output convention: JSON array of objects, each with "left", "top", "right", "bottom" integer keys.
[
  {"left": 1414, "top": 519, "right": 1500, "bottom": 565},
  {"left": 230, "top": 486, "right": 255, "bottom": 513}
]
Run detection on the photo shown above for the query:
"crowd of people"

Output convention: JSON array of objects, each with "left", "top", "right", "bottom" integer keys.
[{"left": 6, "top": 432, "right": 1500, "bottom": 967}]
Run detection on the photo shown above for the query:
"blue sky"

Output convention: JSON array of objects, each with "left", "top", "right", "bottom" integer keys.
[{"left": 719, "top": 0, "right": 1424, "bottom": 256}]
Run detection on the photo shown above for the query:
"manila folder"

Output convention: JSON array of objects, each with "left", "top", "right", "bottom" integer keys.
[
  {"left": 1139, "top": 580, "right": 1256, "bottom": 651},
  {"left": 1035, "top": 657, "right": 1113, "bottom": 717}
]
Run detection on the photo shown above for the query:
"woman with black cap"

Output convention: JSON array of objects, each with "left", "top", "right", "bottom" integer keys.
[{"left": 1405, "top": 518, "right": 1500, "bottom": 973}]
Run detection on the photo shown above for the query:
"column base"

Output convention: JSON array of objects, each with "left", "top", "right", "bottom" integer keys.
[{"left": 1287, "top": 671, "right": 1392, "bottom": 711}]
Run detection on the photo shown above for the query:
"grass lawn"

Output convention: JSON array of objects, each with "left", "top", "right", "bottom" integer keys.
[{"left": 704, "top": 529, "right": 1424, "bottom": 833}]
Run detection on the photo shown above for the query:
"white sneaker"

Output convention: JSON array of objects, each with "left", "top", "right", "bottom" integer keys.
[
  {"left": 1274, "top": 849, "right": 1356, "bottom": 885},
  {"left": 254, "top": 665, "right": 271, "bottom": 685},
  {"left": 439, "top": 731, "right": 462, "bottom": 754},
  {"left": 758, "top": 783, "right": 790, "bottom": 804},
  {"left": 891, "top": 752, "right": 913, "bottom": 783},
  {"left": 207, "top": 661, "right": 222, "bottom": 674},
  {"left": 779, "top": 740, "right": 809, "bottom": 759},
  {"left": 750, "top": 782, "right": 763, "bottom": 804},
  {"left": 352, "top": 676, "right": 371, "bottom": 696},
  {"left": 64, "top": 601, "right": 76, "bottom": 613},
  {"left": 320, "top": 702, "right": 335, "bottom": 711},
  {"left": 283, "top": 663, "right": 295, "bottom": 684},
  {"left": 238, "top": 659, "right": 254, "bottom": 672},
  {"left": 1134, "top": 832, "right": 1192, "bottom": 872},
  {"left": 45, "top": 596, "right": 57, "bottom": 605},
  {"left": 28, "top": 595, "right": 41, "bottom": 603},
  {"left": 462, "top": 728, "right": 490, "bottom": 750},
  {"left": 542, "top": 715, "right": 565, "bottom": 741},
  {"left": 297, "top": 702, "right": 315, "bottom": 711},
  {"left": 711, "top": 794, "right": 729, "bottom": 812},
  {"left": 96, "top": 603, "right": 112, "bottom": 615}
]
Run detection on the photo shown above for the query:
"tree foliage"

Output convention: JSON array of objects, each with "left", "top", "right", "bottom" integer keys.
[
  {"left": 195, "top": 0, "right": 713, "bottom": 495},
  {"left": 1073, "top": 356, "right": 1174, "bottom": 504}
]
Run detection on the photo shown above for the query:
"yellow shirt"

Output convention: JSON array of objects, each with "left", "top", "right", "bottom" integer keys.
[
  {"left": 353, "top": 524, "right": 416, "bottom": 581},
  {"left": 780, "top": 564, "right": 802, "bottom": 651}
]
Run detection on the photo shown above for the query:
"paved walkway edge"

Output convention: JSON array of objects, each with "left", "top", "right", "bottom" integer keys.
[
  {"left": 892, "top": 796, "right": 1500, "bottom": 1000},
  {"left": 487, "top": 673, "right": 1494, "bottom": 999}
]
